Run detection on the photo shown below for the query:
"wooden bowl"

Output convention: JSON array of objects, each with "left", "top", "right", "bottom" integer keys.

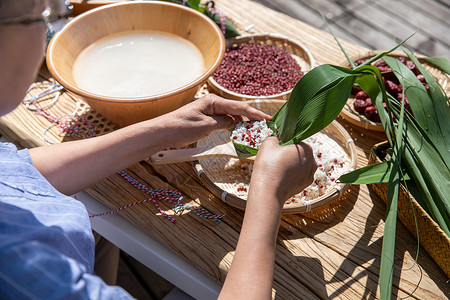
[
  {"left": 46, "top": 2, "right": 225, "bottom": 127},
  {"left": 338, "top": 50, "right": 450, "bottom": 132},
  {"left": 207, "top": 33, "right": 315, "bottom": 101},
  {"left": 193, "top": 100, "right": 357, "bottom": 214}
]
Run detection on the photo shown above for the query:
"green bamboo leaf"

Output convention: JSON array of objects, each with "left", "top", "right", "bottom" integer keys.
[
  {"left": 403, "top": 143, "right": 450, "bottom": 235},
  {"left": 187, "top": 0, "right": 201, "bottom": 10},
  {"left": 379, "top": 130, "right": 401, "bottom": 300},
  {"left": 380, "top": 74, "right": 407, "bottom": 299},
  {"left": 289, "top": 76, "right": 355, "bottom": 144},
  {"left": 232, "top": 142, "right": 258, "bottom": 160},
  {"left": 273, "top": 65, "right": 361, "bottom": 144},
  {"left": 314, "top": 2, "right": 356, "bottom": 69},
  {"left": 354, "top": 68, "right": 396, "bottom": 144},
  {"left": 158, "top": 0, "right": 202, "bottom": 11},
  {"left": 383, "top": 55, "right": 450, "bottom": 167},
  {"left": 406, "top": 179, "right": 430, "bottom": 215},
  {"left": 355, "top": 32, "right": 416, "bottom": 68},
  {"left": 350, "top": 65, "right": 404, "bottom": 299},
  {"left": 204, "top": 10, "right": 240, "bottom": 38},
  {"left": 388, "top": 95, "right": 450, "bottom": 234},
  {"left": 338, "top": 161, "right": 410, "bottom": 184},
  {"left": 404, "top": 50, "right": 450, "bottom": 167},
  {"left": 388, "top": 97, "right": 444, "bottom": 165},
  {"left": 421, "top": 57, "right": 450, "bottom": 74}
]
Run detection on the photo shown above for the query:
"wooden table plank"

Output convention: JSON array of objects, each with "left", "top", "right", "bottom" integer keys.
[
  {"left": 352, "top": 4, "right": 449, "bottom": 57},
  {"left": 401, "top": 0, "right": 450, "bottom": 25},
  {"left": 376, "top": 0, "right": 450, "bottom": 48},
  {"left": 1, "top": 0, "right": 448, "bottom": 298},
  {"left": 252, "top": 0, "right": 450, "bottom": 58}
]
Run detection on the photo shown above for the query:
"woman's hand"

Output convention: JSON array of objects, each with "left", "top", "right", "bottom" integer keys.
[
  {"left": 157, "top": 94, "right": 271, "bottom": 148},
  {"left": 29, "top": 94, "right": 270, "bottom": 195},
  {"left": 219, "top": 137, "right": 317, "bottom": 300},
  {"left": 250, "top": 137, "right": 317, "bottom": 206}
]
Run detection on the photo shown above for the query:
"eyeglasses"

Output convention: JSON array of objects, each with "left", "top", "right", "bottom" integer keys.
[{"left": 0, "top": 0, "right": 72, "bottom": 33}]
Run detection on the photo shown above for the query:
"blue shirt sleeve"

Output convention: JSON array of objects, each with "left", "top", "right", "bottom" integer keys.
[
  {"left": 0, "top": 241, "right": 134, "bottom": 299},
  {"left": 0, "top": 143, "right": 135, "bottom": 299}
]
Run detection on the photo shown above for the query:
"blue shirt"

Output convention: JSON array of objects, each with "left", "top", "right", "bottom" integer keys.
[{"left": 0, "top": 142, "right": 133, "bottom": 299}]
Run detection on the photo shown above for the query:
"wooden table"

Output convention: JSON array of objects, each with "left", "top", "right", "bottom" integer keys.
[{"left": 1, "top": 0, "right": 449, "bottom": 298}]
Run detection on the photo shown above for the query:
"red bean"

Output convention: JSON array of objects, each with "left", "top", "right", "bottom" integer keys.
[
  {"left": 385, "top": 80, "right": 399, "bottom": 95},
  {"left": 364, "top": 106, "right": 380, "bottom": 122},
  {"left": 212, "top": 43, "right": 304, "bottom": 96},
  {"left": 353, "top": 99, "right": 367, "bottom": 113},
  {"left": 355, "top": 90, "right": 368, "bottom": 100}
]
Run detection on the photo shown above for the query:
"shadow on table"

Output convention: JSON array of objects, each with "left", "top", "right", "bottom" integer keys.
[
  {"left": 272, "top": 183, "right": 450, "bottom": 299},
  {"left": 268, "top": 185, "right": 362, "bottom": 298}
]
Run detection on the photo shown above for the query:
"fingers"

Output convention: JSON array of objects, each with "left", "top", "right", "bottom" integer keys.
[
  {"left": 203, "top": 94, "right": 272, "bottom": 121},
  {"left": 253, "top": 137, "right": 317, "bottom": 202},
  {"left": 209, "top": 114, "right": 238, "bottom": 130}
]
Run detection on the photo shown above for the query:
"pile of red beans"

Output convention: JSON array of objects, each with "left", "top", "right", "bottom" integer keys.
[
  {"left": 350, "top": 57, "right": 427, "bottom": 122},
  {"left": 212, "top": 43, "right": 304, "bottom": 96}
]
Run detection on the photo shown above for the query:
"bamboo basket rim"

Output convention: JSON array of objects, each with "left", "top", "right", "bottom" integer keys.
[
  {"left": 338, "top": 50, "right": 450, "bottom": 132},
  {"left": 369, "top": 141, "right": 450, "bottom": 277},
  {"left": 192, "top": 99, "right": 357, "bottom": 214},
  {"left": 207, "top": 32, "right": 316, "bottom": 101}
]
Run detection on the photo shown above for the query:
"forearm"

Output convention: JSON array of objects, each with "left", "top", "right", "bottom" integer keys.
[
  {"left": 28, "top": 95, "right": 272, "bottom": 195},
  {"left": 219, "top": 138, "right": 316, "bottom": 299},
  {"left": 219, "top": 185, "right": 283, "bottom": 300},
  {"left": 29, "top": 116, "right": 174, "bottom": 195}
]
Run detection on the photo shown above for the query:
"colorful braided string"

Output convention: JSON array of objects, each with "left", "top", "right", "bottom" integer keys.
[
  {"left": 208, "top": 7, "right": 227, "bottom": 35},
  {"left": 115, "top": 171, "right": 226, "bottom": 223},
  {"left": 178, "top": 1, "right": 227, "bottom": 36},
  {"left": 37, "top": 110, "right": 97, "bottom": 144}
]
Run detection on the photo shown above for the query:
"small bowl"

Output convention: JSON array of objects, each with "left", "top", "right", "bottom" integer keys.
[
  {"left": 207, "top": 33, "right": 315, "bottom": 101},
  {"left": 46, "top": 2, "right": 225, "bottom": 127}
]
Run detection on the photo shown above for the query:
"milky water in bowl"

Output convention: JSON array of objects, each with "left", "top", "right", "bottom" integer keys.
[{"left": 72, "top": 30, "right": 205, "bottom": 98}]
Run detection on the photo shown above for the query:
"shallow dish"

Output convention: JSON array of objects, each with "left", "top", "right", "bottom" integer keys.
[
  {"left": 46, "top": 2, "right": 225, "bottom": 127},
  {"left": 207, "top": 33, "right": 315, "bottom": 101},
  {"left": 338, "top": 50, "right": 450, "bottom": 132},
  {"left": 193, "top": 100, "right": 357, "bottom": 214}
]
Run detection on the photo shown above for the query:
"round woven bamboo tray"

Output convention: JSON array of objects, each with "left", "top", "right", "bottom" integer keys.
[
  {"left": 207, "top": 33, "right": 315, "bottom": 101},
  {"left": 193, "top": 99, "right": 357, "bottom": 214},
  {"left": 368, "top": 141, "right": 450, "bottom": 277},
  {"left": 338, "top": 50, "right": 450, "bottom": 132}
]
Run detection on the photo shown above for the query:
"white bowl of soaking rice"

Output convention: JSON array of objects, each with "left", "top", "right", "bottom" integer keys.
[{"left": 193, "top": 99, "right": 357, "bottom": 214}]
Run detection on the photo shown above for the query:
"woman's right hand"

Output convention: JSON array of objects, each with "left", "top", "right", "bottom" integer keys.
[
  {"left": 250, "top": 137, "right": 317, "bottom": 206},
  {"left": 219, "top": 137, "right": 317, "bottom": 300}
]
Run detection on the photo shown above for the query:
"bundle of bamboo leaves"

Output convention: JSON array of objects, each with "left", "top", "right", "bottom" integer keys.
[{"left": 338, "top": 50, "right": 449, "bottom": 298}]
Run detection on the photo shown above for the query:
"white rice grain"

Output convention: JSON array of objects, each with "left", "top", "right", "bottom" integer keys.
[{"left": 225, "top": 131, "right": 350, "bottom": 204}]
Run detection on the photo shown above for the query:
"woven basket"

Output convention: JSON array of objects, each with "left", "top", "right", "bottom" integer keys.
[
  {"left": 368, "top": 141, "right": 450, "bottom": 277},
  {"left": 207, "top": 33, "right": 315, "bottom": 101},
  {"left": 193, "top": 99, "right": 357, "bottom": 214}
]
